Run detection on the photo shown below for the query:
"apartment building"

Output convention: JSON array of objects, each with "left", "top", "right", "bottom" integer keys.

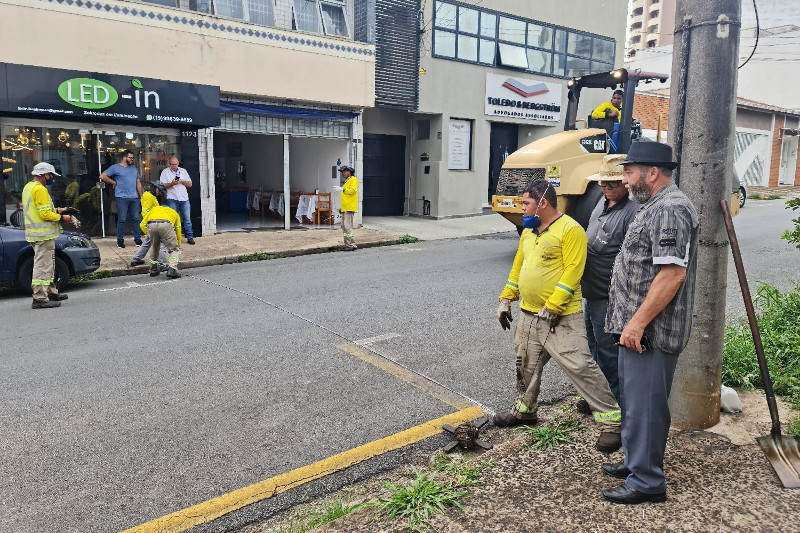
[
  {"left": 627, "top": 0, "right": 676, "bottom": 58},
  {"left": 0, "top": 0, "right": 375, "bottom": 234}
]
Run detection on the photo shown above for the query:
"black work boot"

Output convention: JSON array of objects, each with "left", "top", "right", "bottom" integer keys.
[
  {"left": 32, "top": 299, "right": 60, "bottom": 309},
  {"left": 596, "top": 431, "right": 622, "bottom": 453},
  {"left": 493, "top": 411, "right": 538, "bottom": 427},
  {"left": 166, "top": 268, "right": 181, "bottom": 279}
]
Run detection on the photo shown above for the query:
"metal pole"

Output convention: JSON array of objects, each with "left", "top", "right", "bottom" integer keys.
[
  {"left": 97, "top": 133, "right": 105, "bottom": 238},
  {"left": 667, "top": 0, "right": 741, "bottom": 429},
  {"left": 283, "top": 133, "right": 290, "bottom": 231}
]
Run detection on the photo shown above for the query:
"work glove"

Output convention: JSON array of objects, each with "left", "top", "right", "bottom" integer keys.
[
  {"left": 333, "top": 186, "right": 344, "bottom": 192},
  {"left": 62, "top": 214, "right": 81, "bottom": 229},
  {"left": 497, "top": 298, "right": 513, "bottom": 330},
  {"left": 60, "top": 207, "right": 81, "bottom": 216},
  {"left": 537, "top": 306, "right": 560, "bottom": 331}
]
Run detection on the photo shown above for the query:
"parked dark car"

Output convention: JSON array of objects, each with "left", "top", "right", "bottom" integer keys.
[{"left": 0, "top": 225, "right": 101, "bottom": 292}]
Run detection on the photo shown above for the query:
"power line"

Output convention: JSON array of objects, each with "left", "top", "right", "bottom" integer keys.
[{"left": 739, "top": 0, "right": 759, "bottom": 69}]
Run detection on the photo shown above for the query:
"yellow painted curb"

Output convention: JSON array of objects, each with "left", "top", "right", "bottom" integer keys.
[{"left": 121, "top": 406, "right": 485, "bottom": 533}]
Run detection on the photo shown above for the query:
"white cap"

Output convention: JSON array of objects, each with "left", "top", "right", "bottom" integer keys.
[{"left": 31, "top": 162, "right": 61, "bottom": 177}]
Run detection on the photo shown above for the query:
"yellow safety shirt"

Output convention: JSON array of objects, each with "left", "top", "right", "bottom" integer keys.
[
  {"left": 499, "top": 214, "right": 587, "bottom": 316},
  {"left": 140, "top": 205, "right": 182, "bottom": 245},
  {"left": 340, "top": 176, "right": 358, "bottom": 213},
  {"left": 22, "top": 181, "right": 63, "bottom": 243},
  {"left": 140, "top": 191, "right": 159, "bottom": 217},
  {"left": 591, "top": 101, "right": 622, "bottom": 122}
]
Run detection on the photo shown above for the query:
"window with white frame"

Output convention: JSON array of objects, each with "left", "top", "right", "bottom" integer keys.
[
  {"left": 433, "top": 1, "right": 616, "bottom": 78},
  {"left": 291, "top": 0, "right": 350, "bottom": 37},
  {"left": 210, "top": 0, "right": 274, "bottom": 26},
  {"left": 293, "top": 0, "right": 322, "bottom": 32}
]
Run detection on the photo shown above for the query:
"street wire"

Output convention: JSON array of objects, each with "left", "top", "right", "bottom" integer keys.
[{"left": 187, "top": 273, "right": 496, "bottom": 415}]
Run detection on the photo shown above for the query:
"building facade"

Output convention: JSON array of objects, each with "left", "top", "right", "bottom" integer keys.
[
  {"left": 626, "top": 0, "right": 676, "bottom": 58},
  {"left": 1, "top": 0, "right": 375, "bottom": 234},
  {"left": 363, "top": 0, "right": 628, "bottom": 219}
]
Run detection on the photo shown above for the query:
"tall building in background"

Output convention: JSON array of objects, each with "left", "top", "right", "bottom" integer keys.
[{"left": 627, "top": 0, "right": 676, "bottom": 58}]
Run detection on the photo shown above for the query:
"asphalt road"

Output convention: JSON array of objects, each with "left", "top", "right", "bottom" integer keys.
[{"left": 0, "top": 199, "right": 795, "bottom": 532}]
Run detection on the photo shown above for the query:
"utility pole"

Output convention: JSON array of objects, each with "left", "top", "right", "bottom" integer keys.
[{"left": 667, "top": 0, "right": 741, "bottom": 429}]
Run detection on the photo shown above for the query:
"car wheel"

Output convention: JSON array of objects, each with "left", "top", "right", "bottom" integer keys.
[
  {"left": 739, "top": 186, "right": 746, "bottom": 208},
  {"left": 16, "top": 255, "right": 71, "bottom": 294}
]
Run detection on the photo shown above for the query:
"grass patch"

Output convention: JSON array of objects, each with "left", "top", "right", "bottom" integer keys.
[
  {"left": 399, "top": 234, "right": 420, "bottom": 244},
  {"left": 373, "top": 466, "right": 471, "bottom": 532},
  {"left": 428, "top": 452, "right": 494, "bottom": 486},
  {"left": 766, "top": 194, "right": 783, "bottom": 200},
  {"left": 70, "top": 269, "right": 113, "bottom": 283},
  {"left": 723, "top": 283, "right": 800, "bottom": 435},
  {"left": 749, "top": 193, "right": 763, "bottom": 200},
  {"left": 520, "top": 405, "right": 584, "bottom": 451},
  {"left": 275, "top": 497, "right": 364, "bottom": 533}
]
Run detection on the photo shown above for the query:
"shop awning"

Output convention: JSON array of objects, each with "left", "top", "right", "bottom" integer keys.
[{"left": 219, "top": 101, "right": 358, "bottom": 121}]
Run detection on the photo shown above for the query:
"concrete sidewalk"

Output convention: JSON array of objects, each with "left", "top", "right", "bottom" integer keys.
[
  {"left": 94, "top": 213, "right": 512, "bottom": 276},
  {"left": 248, "top": 391, "right": 800, "bottom": 533}
]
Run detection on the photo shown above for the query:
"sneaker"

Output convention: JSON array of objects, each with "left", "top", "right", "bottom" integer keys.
[
  {"left": 596, "top": 431, "right": 622, "bottom": 454},
  {"left": 166, "top": 268, "right": 182, "bottom": 279},
  {"left": 187, "top": 238, "right": 196, "bottom": 245},
  {"left": 32, "top": 299, "right": 60, "bottom": 309},
  {"left": 158, "top": 264, "right": 169, "bottom": 272},
  {"left": 117, "top": 240, "right": 125, "bottom": 249},
  {"left": 493, "top": 411, "right": 538, "bottom": 427},
  {"left": 48, "top": 293, "right": 68, "bottom": 301},
  {"left": 134, "top": 239, "right": 143, "bottom": 246},
  {"left": 130, "top": 258, "right": 145, "bottom": 267},
  {"left": 576, "top": 398, "right": 592, "bottom": 415},
  {"left": 149, "top": 269, "right": 160, "bottom": 277}
]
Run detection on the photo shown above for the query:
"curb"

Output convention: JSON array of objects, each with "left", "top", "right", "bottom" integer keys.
[{"left": 96, "top": 236, "right": 412, "bottom": 279}]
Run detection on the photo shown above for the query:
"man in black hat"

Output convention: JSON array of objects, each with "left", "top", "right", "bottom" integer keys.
[
  {"left": 600, "top": 141, "right": 699, "bottom": 504},
  {"left": 333, "top": 165, "right": 358, "bottom": 251}
]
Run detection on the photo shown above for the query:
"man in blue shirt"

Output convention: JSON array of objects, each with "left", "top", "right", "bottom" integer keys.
[{"left": 100, "top": 150, "right": 143, "bottom": 248}]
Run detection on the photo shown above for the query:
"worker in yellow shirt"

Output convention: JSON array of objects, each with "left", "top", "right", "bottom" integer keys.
[
  {"left": 495, "top": 179, "right": 622, "bottom": 454},
  {"left": 591, "top": 89, "right": 623, "bottom": 123},
  {"left": 333, "top": 164, "right": 358, "bottom": 251},
  {"left": 130, "top": 183, "right": 168, "bottom": 269},
  {"left": 139, "top": 182, "right": 182, "bottom": 279},
  {"left": 22, "top": 162, "right": 81, "bottom": 309}
]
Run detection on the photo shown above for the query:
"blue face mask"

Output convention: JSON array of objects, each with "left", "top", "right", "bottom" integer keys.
[
  {"left": 45, "top": 177, "right": 54, "bottom": 186},
  {"left": 521, "top": 213, "right": 540, "bottom": 229}
]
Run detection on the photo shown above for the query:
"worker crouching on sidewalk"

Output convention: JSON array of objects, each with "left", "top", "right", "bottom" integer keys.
[
  {"left": 139, "top": 182, "right": 181, "bottom": 279},
  {"left": 495, "top": 179, "right": 621, "bottom": 453}
]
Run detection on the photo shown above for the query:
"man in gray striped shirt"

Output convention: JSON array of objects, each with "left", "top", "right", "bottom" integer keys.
[{"left": 600, "top": 141, "right": 699, "bottom": 505}]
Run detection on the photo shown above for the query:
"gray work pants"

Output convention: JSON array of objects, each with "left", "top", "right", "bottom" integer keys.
[
  {"left": 619, "top": 345, "right": 679, "bottom": 494},
  {"left": 147, "top": 222, "right": 180, "bottom": 272},
  {"left": 512, "top": 310, "right": 621, "bottom": 430},
  {"left": 342, "top": 211, "right": 357, "bottom": 249},
  {"left": 31, "top": 239, "right": 59, "bottom": 302}
]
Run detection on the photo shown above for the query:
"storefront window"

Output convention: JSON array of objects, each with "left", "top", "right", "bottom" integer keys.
[{"left": 2, "top": 124, "right": 180, "bottom": 237}]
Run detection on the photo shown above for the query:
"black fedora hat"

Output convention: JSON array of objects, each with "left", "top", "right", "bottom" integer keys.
[{"left": 620, "top": 141, "right": 678, "bottom": 170}]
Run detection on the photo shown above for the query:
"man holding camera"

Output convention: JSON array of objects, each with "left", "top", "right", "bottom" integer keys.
[{"left": 160, "top": 156, "right": 195, "bottom": 245}]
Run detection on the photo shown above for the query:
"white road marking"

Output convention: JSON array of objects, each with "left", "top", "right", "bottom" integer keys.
[
  {"left": 99, "top": 280, "right": 177, "bottom": 292},
  {"left": 354, "top": 333, "right": 401, "bottom": 346}
]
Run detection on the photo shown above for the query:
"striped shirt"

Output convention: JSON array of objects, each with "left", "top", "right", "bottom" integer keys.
[{"left": 605, "top": 182, "right": 699, "bottom": 354}]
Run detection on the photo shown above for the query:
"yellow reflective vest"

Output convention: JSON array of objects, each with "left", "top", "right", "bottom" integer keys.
[
  {"left": 22, "top": 181, "right": 63, "bottom": 243},
  {"left": 140, "top": 204, "right": 182, "bottom": 245},
  {"left": 340, "top": 176, "right": 358, "bottom": 213}
]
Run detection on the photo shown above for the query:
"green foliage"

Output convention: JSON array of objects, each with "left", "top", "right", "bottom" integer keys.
[
  {"left": 428, "top": 452, "right": 494, "bottom": 486},
  {"left": 749, "top": 193, "right": 763, "bottom": 200},
  {"left": 236, "top": 251, "right": 270, "bottom": 262},
  {"left": 787, "top": 415, "right": 800, "bottom": 438},
  {"left": 781, "top": 198, "right": 800, "bottom": 251},
  {"left": 520, "top": 407, "right": 583, "bottom": 451},
  {"left": 399, "top": 234, "right": 420, "bottom": 244},
  {"left": 723, "top": 283, "right": 800, "bottom": 410},
  {"left": 70, "top": 270, "right": 113, "bottom": 282},
  {"left": 276, "top": 498, "right": 364, "bottom": 533},
  {"left": 766, "top": 194, "right": 783, "bottom": 200},
  {"left": 373, "top": 466, "right": 471, "bottom": 532}
]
